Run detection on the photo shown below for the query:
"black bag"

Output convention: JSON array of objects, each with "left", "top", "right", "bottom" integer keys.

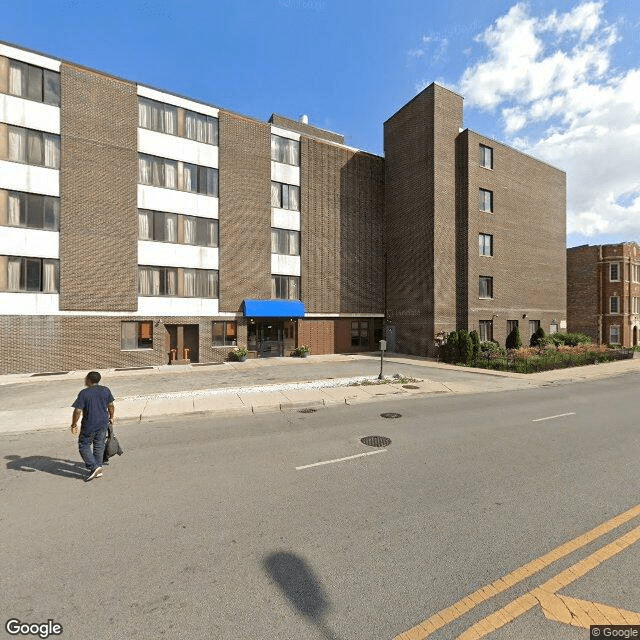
[{"left": 103, "top": 424, "right": 124, "bottom": 463}]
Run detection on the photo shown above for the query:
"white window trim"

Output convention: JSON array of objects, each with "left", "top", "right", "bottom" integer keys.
[
  {"left": 609, "top": 295, "right": 620, "bottom": 314},
  {"left": 609, "top": 325, "right": 621, "bottom": 345},
  {"left": 609, "top": 262, "right": 620, "bottom": 282}
]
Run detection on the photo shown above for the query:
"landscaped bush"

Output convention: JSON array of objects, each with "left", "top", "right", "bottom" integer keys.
[
  {"left": 457, "top": 330, "right": 474, "bottom": 364},
  {"left": 551, "top": 332, "right": 592, "bottom": 346},
  {"left": 505, "top": 326, "right": 522, "bottom": 350},
  {"left": 470, "top": 330, "right": 481, "bottom": 359},
  {"left": 530, "top": 326, "right": 546, "bottom": 347}
]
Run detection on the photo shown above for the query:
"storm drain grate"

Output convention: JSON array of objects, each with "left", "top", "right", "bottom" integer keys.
[
  {"left": 361, "top": 435, "right": 392, "bottom": 448},
  {"left": 402, "top": 384, "right": 419, "bottom": 390},
  {"left": 380, "top": 412, "right": 402, "bottom": 419},
  {"left": 298, "top": 408, "right": 318, "bottom": 414}
]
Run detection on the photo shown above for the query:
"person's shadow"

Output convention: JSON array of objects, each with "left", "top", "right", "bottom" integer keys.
[
  {"left": 263, "top": 551, "right": 340, "bottom": 639},
  {"left": 5, "top": 455, "right": 86, "bottom": 480}
]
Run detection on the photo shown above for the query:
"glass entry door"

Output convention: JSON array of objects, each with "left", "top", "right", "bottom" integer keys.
[{"left": 258, "top": 321, "right": 284, "bottom": 358}]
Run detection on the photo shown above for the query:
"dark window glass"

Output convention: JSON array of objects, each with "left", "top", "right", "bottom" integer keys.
[
  {"left": 43, "top": 197, "right": 60, "bottom": 230},
  {"left": 25, "top": 258, "right": 41, "bottom": 291},
  {"left": 43, "top": 70, "right": 61, "bottom": 106},
  {"left": 479, "top": 276, "right": 493, "bottom": 299},
  {"left": 27, "top": 65, "right": 43, "bottom": 101}
]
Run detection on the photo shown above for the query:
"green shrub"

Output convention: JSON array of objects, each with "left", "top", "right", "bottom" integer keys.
[
  {"left": 552, "top": 332, "right": 592, "bottom": 346},
  {"left": 444, "top": 330, "right": 460, "bottom": 363},
  {"left": 530, "top": 326, "right": 546, "bottom": 347},
  {"left": 457, "top": 330, "right": 473, "bottom": 364},
  {"left": 506, "top": 326, "right": 522, "bottom": 350},
  {"left": 470, "top": 330, "right": 481, "bottom": 359}
]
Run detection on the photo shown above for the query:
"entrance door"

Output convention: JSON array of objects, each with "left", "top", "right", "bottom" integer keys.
[
  {"left": 258, "top": 321, "right": 284, "bottom": 358},
  {"left": 165, "top": 324, "right": 199, "bottom": 363},
  {"left": 634, "top": 325, "right": 638, "bottom": 346}
]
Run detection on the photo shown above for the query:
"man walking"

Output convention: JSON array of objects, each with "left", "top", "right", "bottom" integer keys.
[{"left": 71, "top": 371, "right": 115, "bottom": 482}]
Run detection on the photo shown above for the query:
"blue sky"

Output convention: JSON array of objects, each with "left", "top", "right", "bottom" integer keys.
[{"left": 4, "top": 1, "right": 639, "bottom": 247}]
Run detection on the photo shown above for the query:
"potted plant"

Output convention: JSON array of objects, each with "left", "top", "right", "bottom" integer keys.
[
  {"left": 233, "top": 346, "right": 248, "bottom": 362},
  {"left": 294, "top": 344, "right": 311, "bottom": 358}
]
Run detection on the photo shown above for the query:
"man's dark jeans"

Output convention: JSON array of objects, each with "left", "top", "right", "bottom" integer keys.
[{"left": 79, "top": 426, "right": 108, "bottom": 472}]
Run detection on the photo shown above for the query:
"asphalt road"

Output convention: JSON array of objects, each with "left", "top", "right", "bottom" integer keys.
[{"left": 1, "top": 372, "right": 638, "bottom": 640}]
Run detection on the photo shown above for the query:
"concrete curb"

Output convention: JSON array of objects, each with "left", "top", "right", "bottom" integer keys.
[{"left": 0, "top": 376, "right": 451, "bottom": 434}]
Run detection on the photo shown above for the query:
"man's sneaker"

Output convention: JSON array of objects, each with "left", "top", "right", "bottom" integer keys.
[
  {"left": 85, "top": 466, "right": 103, "bottom": 482},
  {"left": 96, "top": 471, "right": 103, "bottom": 478}
]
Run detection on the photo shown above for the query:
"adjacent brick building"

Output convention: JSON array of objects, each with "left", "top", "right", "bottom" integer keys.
[
  {"left": 0, "top": 41, "right": 566, "bottom": 374},
  {"left": 567, "top": 243, "right": 640, "bottom": 346}
]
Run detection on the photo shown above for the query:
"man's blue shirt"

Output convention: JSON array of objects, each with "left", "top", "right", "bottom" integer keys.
[{"left": 72, "top": 385, "right": 114, "bottom": 433}]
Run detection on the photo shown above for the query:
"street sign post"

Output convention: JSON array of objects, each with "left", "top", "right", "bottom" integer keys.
[{"left": 378, "top": 340, "right": 387, "bottom": 380}]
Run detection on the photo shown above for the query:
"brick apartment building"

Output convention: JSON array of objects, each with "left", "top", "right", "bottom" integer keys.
[
  {"left": 567, "top": 242, "right": 640, "bottom": 346},
  {"left": 0, "top": 41, "right": 566, "bottom": 374}
]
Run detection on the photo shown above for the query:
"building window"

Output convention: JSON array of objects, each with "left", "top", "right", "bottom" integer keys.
[
  {"left": 138, "top": 154, "right": 178, "bottom": 189},
  {"left": 138, "top": 210, "right": 218, "bottom": 248},
  {"left": 182, "top": 268, "right": 219, "bottom": 298},
  {"left": 271, "top": 181, "right": 300, "bottom": 211},
  {"left": 182, "top": 163, "right": 219, "bottom": 195},
  {"left": 7, "top": 126, "right": 60, "bottom": 169},
  {"left": 271, "top": 135, "right": 300, "bottom": 166},
  {"left": 271, "top": 228, "right": 300, "bottom": 256},
  {"left": 138, "top": 154, "right": 219, "bottom": 196},
  {"left": 8, "top": 60, "right": 60, "bottom": 106},
  {"left": 549, "top": 323, "right": 559, "bottom": 335},
  {"left": 185, "top": 110, "right": 219, "bottom": 145},
  {"left": 529, "top": 320, "right": 540, "bottom": 336},
  {"left": 632, "top": 264, "right": 640, "bottom": 283},
  {"left": 610, "top": 296, "right": 619, "bottom": 314},
  {"left": 479, "top": 144, "right": 493, "bottom": 169},
  {"left": 0, "top": 255, "right": 59, "bottom": 293},
  {"left": 351, "top": 320, "right": 370, "bottom": 347},
  {"left": 609, "top": 325, "right": 620, "bottom": 345},
  {"left": 121, "top": 321, "right": 153, "bottom": 350},
  {"left": 271, "top": 275, "right": 300, "bottom": 300},
  {"left": 634, "top": 297, "right": 640, "bottom": 314},
  {"left": 479, "top": 276, "right": 493, "bottom": 299},
  {"left": 212, "top": 321, "right": 237, "bottom": 347},
  {"left": 138, "top": 97, "right": 178, "bottom": 135},
  {"left": 138, "top": 266, "right": 178, "bottom": 296},
  {"left": 479, "top": 320, "right": 493, "bottom": 342},
  {"left": 610, "top": 262, "right": 620, "bottom": 282},
  {"left": 138, "top": 266, "right": 218, "bottom": 298},
  {"left": 479, "top": 233, "right": 493, "bottom": 256},
  {"left": 479, "top": 189, "right": 493, "bottom": 212},
  {"left": 507, "top": 319, "right": 519, "bottom": 335},
  {"left": 5, "top": 191, "right": 59, "bottom": 231}
]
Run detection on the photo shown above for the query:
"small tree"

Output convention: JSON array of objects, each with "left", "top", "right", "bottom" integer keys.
[
  {"left": 506, "top": 326, "right": 522, "bottom": 350},
  {"left": 530, "top": 326, "right": 546, "bottom": 347},
  {"left": 446, "top": 330, "right": 460, "bottom": 363},
  {"left": 457, "top": 330, "right": 473, "bottom": 364},
  {"left": 469, "top": 330, "right": 481, "bottom": 359}
]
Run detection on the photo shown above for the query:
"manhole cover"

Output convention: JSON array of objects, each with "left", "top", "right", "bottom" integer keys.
[
  {"left": 298, "top": 408, "right": 318, "bottom": 414},
  {"left": 361, "top": 435, "right": 392, "bottom": 447},
  {"left": 402, "top": 384, "right": 419, "bottom": 389},
  {"left": 380, "top": 412, "right": 402, "bottom": 419}
]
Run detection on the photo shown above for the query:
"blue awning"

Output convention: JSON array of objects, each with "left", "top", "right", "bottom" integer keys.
[{"left": 242, "top": 299, "right": 306, "bottom": 318}]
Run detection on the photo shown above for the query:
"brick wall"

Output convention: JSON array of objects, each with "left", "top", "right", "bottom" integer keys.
[
  {"left": 59, "top": 64, "right": 138, "bottom": 311},
  {"left": 384, "top": 86, "right": 464, "bottom": 356},
  {"left": 0, "top": 315, "right": 243, "bottom": 375},
  {"left": 567, "top": 245, "right": 599, "bottom": 341},
  {"left": 300, "top": 139, "right": 384, "bottom": 315},
  {"left": 269, "top": 114, "right": 344, "bottom": 144},
  {"left": 463, "top": 130, "right": 567, "bottom": 347},
  {"left": 218, "top": 111, "right": 271, "bottom": 312},
  {"left": 298, "top": 319, "right": 335, "bottom": 355}
]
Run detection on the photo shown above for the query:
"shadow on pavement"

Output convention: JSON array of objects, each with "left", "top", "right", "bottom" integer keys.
[
  {"left": 5, "top": 454, "right": 85, "bottom": 480},
  {"left": 263, "top": 551, "right": 340, "bottom": 640}
]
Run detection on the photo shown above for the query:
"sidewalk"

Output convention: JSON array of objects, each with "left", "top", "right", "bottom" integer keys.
[{"left": 0, "top": 353, "right": 637, "bottom": 434}]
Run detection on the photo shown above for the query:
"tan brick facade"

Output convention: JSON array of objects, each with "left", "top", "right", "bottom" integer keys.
[
  {"left": 301, "top": 139, "right": 384, "bottom": 315},
  {"left": 218, "top": 110, "right": 271, "bottom": 312},
  {"left": 567, "top": 242, "right": 640, "bottom": 346},
  {"left": 59, "top": 64, "right": 139, "bottom": 311},
  {"left": 0, "top": 40, "right": 568, "bottom": 373}
]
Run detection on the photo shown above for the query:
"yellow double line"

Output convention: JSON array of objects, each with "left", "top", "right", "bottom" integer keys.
[{"left": 395, "top": 504, "right": 640, "bottom": 639}]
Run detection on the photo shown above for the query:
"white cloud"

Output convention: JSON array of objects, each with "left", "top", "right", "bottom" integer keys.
[
  {"left": 456, "top": 1, "right": 640, "bottom": 242},
  {"left": 408, "top": 34, "right": 449, "bottom": 63}
]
